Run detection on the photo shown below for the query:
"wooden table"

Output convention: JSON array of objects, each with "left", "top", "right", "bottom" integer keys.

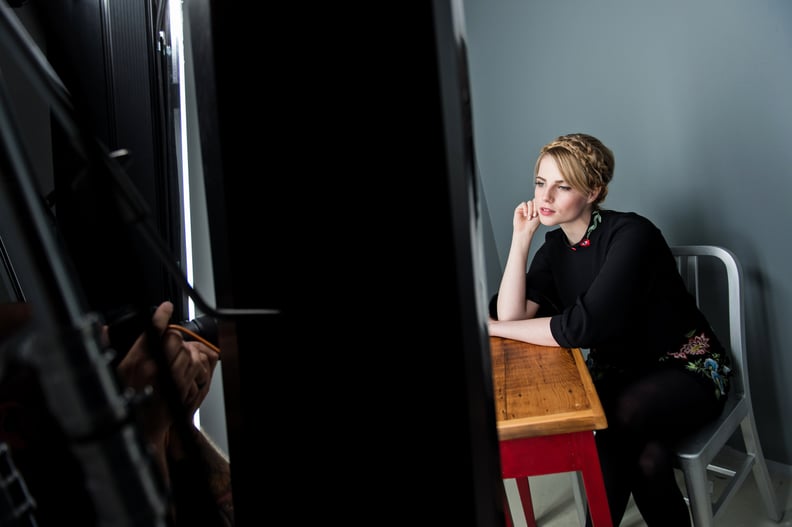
[{"left": 490, "top": 336, "right": 612, "bottom": 527}]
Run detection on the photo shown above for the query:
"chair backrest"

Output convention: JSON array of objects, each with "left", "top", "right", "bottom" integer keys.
[{"left": 670, "top": 245, "right": 747, "bottom": 398}]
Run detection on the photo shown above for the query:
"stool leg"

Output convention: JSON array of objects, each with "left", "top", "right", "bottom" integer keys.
[
  {"left": 572, "top": 471, "right": 588, "bottom": 526},
  {"left": 501, "top": 479, "right": 514, "bottom": 527},
  {"left": 515, "top": 477, "right": 538, "bottom": 527},
  {"left": 577, "top": 436, "right": 612, "bottom": 527}
]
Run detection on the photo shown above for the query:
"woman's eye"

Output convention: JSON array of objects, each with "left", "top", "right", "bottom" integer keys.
[
  {"left": 534, "top": 181, "right": 544, "bottom": 187},
  {"left": 559, "top": 186, "right": 572, "bottom": 191}
]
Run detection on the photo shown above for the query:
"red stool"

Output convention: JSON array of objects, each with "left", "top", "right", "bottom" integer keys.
[
  {"left": 501, "top": 432, "right": 611, "bottom": 527},
  {"left": 489, "top": 337, "right": 611, "bottom": 527}
]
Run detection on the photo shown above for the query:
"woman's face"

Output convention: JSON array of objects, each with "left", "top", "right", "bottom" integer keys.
[{"left": 534, "top": 155, "right": 593, "bottom": 227}]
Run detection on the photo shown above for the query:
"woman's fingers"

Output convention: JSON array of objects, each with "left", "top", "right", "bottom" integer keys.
[{"left": 516, "top": 200, "right": 539, "bottom": 221}]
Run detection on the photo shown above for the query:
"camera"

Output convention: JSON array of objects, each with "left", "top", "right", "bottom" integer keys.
[
  {"left": 174, "top": 314, "right": 219, "bottom": 348},
  {"left": 106, "top": 307, "right": 218, "bottom": 365}
]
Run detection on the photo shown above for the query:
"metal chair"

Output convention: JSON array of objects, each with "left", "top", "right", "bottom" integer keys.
[
  {"left": 670, "top": 245, "right": 782, "bottom": 526},
  {"left": 572, "top": 245, "right": 783, "bottom": 526},
  {"left": 572, "top": 245, "right": 783, "bottom": 527}
]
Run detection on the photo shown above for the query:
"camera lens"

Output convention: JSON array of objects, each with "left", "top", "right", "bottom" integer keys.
[
  {"left": 177, "top": 314, "right": 219, "bottom": 347},
  {"left": 107, "top": 309, "right": 219, "bottom": 364}
]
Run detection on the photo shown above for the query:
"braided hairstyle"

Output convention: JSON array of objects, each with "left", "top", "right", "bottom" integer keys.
[{"left": 534, "top": 133, "right": 615, "bottom": 207}]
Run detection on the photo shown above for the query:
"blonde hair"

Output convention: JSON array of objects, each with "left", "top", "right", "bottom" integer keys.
[{"left": 534, "top": 133, "right": 615, "bottom": 207}]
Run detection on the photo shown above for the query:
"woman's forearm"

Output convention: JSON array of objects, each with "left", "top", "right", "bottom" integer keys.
[
  {"left": 488, "top": 317, "right": 558, "bottom": 346},
  {"left": 496, "top": 239, "right": 532, "bottom": 320}
]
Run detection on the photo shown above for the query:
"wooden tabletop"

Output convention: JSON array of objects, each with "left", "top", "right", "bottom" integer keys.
[{"left": 490, "top": 336, "right": 607, "bottom": 441}]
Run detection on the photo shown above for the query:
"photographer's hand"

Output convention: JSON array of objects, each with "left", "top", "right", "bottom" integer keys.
[{"left": 114, "top": 301, "right": 219, "bottom": 480}]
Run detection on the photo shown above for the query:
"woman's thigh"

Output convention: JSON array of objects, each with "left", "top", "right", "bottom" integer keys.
[{"left": 598, "top": 369, "right": 723, "bottom": 442}]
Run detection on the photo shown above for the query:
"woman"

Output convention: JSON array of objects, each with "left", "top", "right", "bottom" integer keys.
[{"left": 488, "top": 133, "right": 732, "bottom": 526}]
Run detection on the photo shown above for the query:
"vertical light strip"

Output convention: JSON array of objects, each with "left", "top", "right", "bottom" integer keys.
[
  {"left": 168, "top": 0, "right": 200, "bottom": 429},
  {"left": 170, "top": 0, "right": 193, "bottom": 320}
]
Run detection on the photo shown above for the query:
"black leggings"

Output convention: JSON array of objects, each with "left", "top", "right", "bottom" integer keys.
[{"left": 587, "top": 369, "right": 725, "bottom": 527}]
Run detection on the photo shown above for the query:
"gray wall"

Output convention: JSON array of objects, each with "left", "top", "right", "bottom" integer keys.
[{"left": 464, "top": 0, "right": 792, "bottom": 467}]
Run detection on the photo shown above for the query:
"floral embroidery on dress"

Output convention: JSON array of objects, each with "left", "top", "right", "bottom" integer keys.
[
  {"left": 585, "top": 209, "right": 602, "bottom": 240},
  {"left": 587, "top": 328, "right": 732, "bottom": 399},
  {"left": 570, "top": 209, "right": 601, "bottom": 251},
  {"left": 661, "top": 329, "right": 732, "bottom": 399},
  {"left": 666, "top": 331, "right": 710, "bottom": 359}
]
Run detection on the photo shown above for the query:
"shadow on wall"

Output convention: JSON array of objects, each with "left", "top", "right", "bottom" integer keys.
[{"left": 477, "top": 175, "right": 505, "bottom": 299}]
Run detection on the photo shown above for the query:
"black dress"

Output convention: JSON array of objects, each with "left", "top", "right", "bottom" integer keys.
[{"left": 500, "top": 209, "right": 732, "bottom": 400}]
